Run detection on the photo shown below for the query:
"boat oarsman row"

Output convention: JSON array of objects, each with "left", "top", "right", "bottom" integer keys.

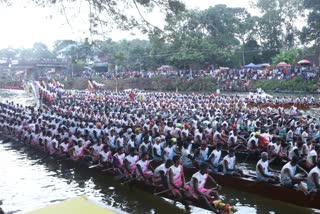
[{"left": 1, "top": 83, "right": 320, "bottom": 212}]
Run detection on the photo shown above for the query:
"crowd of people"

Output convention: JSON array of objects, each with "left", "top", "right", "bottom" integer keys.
[
  {"left": 71, "top": 65, "right": 320, "bottom": 92},
  {"left": 1, "top": 86, "right": 320, "bottom": 210}
]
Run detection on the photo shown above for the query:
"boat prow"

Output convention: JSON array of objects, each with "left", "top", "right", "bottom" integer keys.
[{"left": 26, "top": 195, "right": 127, "bottom": 214}]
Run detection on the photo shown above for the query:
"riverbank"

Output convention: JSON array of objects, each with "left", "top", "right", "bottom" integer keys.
[
  {"left": 0, "top": 76, "right": 319, "bottom": 93},
  {"left": 59, "top": 76, "right": 320, "bottom": 93}
]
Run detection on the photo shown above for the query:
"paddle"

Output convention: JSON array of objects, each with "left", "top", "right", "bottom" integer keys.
[
  {"left": 102, "top": 167, "right": 114, "bottom": 172},
  {"left": 121, "top": 177, "right": 139, "bottom": 185},
  {"left": 153, "top": 188, "right": 173, "bottom": 196},
  {"left": 88, "top": 163, "right": 102, "bottom": 169}
]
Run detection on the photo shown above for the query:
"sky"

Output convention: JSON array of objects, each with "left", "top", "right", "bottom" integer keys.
[{"left": 0, "top": 0, "right": 254, "bottom": 50}]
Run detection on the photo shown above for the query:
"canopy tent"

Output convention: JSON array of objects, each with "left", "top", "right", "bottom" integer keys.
[
  {"left": 254, "top": 63, "right": 271, "bottom": 68},
  {"left": 243, "top": 63, "right": 256, "bottom": 68},
  {"left": 26, "top": 195, "right": 125, "bottom": 214}
]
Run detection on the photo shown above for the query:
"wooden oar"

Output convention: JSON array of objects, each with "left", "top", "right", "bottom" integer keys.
[
  {"left": 102, "top": 167, "right": 114, "bottom": 172},
  {"left": 154, "top": 188, "right": 173, "bottom": 196},
  {"left": 121, "top": 177, "right": 139, "bottom": 185},
  {"left": 88, "top": 163, "right": 101, "bottom": 169}
]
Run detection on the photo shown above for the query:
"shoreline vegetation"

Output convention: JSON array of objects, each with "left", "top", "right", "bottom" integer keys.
[
  {"left": 1, "top": 76, "right": 320, "bottom": 94},
  {"left": 62, "top": 76, "right": 320, "bottom": 94}
]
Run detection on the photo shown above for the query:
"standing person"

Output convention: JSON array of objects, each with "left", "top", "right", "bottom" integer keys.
[
  {"left": 256, "top": 152, "right": 279, "bottom": 183},
  {"left": 307, "top": 160, "right": 320, "bottom": 193},
  {"left": 280, "top": 156, "right": 308, "bottom": 188}
]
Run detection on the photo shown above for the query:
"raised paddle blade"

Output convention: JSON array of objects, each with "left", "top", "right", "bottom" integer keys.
[{"left": 88, "top": 164, "right": 101, "bottom": 169}]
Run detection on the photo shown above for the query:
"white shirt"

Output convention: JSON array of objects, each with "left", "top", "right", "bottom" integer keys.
[
  {"left": 100, "top": 150, "right": 112, "bottom": 162},
  {"left": 190, "top": 171, "right": 208, "bottom": 189},
  {"left": 280, "top": 162, "right": 296, "bottom": 183},
  {"left": 92, "top": 144, "right": 104, "bottom": 154},
  {"left": 114, "top": 153, "right": 125, "bottom": 165},
  {"left": 125, "top": 155, "right": 139, "bottom": 168},
  {"left": 288, "top": 146, "right": 298, "bottom": 160},
  {"left": 182, "top": 148, "right": 192, "bottom": 165},
  {"left": 223, "top": 155, "right": 236, "bottom": 173},
  {"left": 136, "top": 159, "right": 150, "bottom": 175},
  {"left": 154, "top": 163, "right": 167, "bottom": 177},
  {"left": 307, "top": 150, "right": 318, "bottom": 165},
  {"left": 153, "top": 143, "right": 162, "bottom": 156},
  {"left": 209, "top": 149, "right": 221, "bottom": 165},
  {"left": 307, "top": 166, "right": 320, "bottom": 191},
  {"left": 256, "top": 159, "right": 270, "bottom": 180},
  {"left": 169, "top": 165, "right": 183, "bottom": 181}
]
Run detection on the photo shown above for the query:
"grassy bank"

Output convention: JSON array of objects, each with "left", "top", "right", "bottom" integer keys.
[
  {"left": 252, "top": 77, "right": 320, "bottom": 92},
  {"left": 59, "top": 76, "right": 320, "bottom": 93},
  {"left": 60, "top": 77, "right": 220, "bottom": 92}
]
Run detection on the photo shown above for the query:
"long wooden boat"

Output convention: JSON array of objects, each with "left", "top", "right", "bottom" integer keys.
[
  {"left": 1, "top": 138, "right": 236, "bottom": 214},
  {"left": 4, "top": 136, "right": 320, "bottom": 210},
  {"left": 182, "top": 167, "right": 320, "bottom": 210},
  {"left": 247, "top": 102, "right": 320, "bottom": 110}
]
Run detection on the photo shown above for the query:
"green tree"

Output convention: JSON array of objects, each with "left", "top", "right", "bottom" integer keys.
[
  {"left": 1, "top": 0, "right": 185, "bottom": 37},
  {"left": 272, "top": 49, "right": 298, "bottom": 65},
  {"left": 300, "top": 0, "right": 320, "bottom": 44},
  {"left": 254, "top": 0, "right": 304, "bottom": 61},
  {"left": 32, "top": 42, "right": 55, "bottom": 59}
]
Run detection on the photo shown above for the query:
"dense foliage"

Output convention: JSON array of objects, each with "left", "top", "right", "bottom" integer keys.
[{"left": 0, "top": 0, "right": 319, "bottom": 70}]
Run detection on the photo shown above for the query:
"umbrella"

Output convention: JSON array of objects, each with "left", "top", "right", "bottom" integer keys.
[
  {"left": 262, "top": 63, "right": 271, "bottom": 67},
  {"left": 298, "top": 59, "right": 311, "bottom": 65},
  {"left": 277, "top": 62, "right": 290, "bottom": 67}
]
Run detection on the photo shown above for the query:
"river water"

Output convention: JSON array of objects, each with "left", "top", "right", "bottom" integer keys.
[{"left": 0, "top": 89, "right": 319, "bottom": 214}]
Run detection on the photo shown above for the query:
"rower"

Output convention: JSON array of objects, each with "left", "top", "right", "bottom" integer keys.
[
  {"left": 307, "top": 160, "right": 320, "bottom": 193},
  {"left": 91, "top": 139, "right": 104, "bottom": 161},
  {"left": 152, "top": 137, "right": 164, "bottom": 162},
  {"left": 207, "top": 143, "right": 222, "bottom": 173},
  {"left": 195, "top": 142, "right": 209, "bottom": 164},
  {"left": 306, "top": 144, "right": 320, "bottom": 169},
  {"left": 99, "top": 145, "right": 113, "bottom": 167},
  {"left": 59, "top": 138, "right": 70, "bottom": 154},
  {"left": 153, "top": 159, "right": 173, "bottom": 186},
  {"left": 188, "top": 162, "right": 221, "bottom": 212},
  {"left": 136, "top": 152, "right": 154, "bottom": 183},
  {"left": 222, "top": 148, "right": 242, "bottom": 176},
  {"left": 280, "top": 156, "right": 308, "bottom": 188},
  {"left": 69, "top": 140, "right": 87, "bottom": 160},
  {"left": 124, "top": 147, "right": 139, "bottom": 177},
  {"left": 167, "top": 155, "right": 190, "bottom": 210},
  {"left": 256, "top": 152, "right": 279, "bottom": 183},
  {"left": 181, "top": 142, "right": 195, "bottom": 168},
  {"left": 113, "top": 147, "right": 126, "bottom": 174}
]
